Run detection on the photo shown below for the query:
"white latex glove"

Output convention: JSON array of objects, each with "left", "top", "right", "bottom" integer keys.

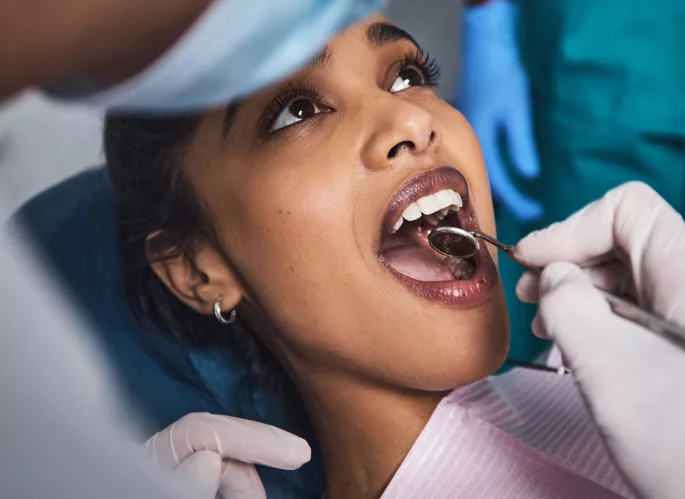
[
  {"left": 514, "top": 182, "right": 685, "bottom": 499},
  {"left": 146, "top": 413, "right": 311, "bottom": 499}
]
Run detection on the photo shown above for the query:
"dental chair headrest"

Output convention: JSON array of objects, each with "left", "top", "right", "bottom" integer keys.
[{"left": 14, "top": 167, "right": 323, "bottom": 498}]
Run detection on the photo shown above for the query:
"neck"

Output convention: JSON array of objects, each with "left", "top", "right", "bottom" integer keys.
[{"left": 294, "top": 367, "right": 446, "bottom": 499}]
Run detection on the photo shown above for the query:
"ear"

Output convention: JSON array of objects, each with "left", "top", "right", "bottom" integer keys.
[{"left": 147, "top": 234, "right": 243, "bottom": 317}]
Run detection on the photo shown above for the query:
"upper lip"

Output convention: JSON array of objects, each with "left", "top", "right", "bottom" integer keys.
[{"left": 381, "top": 166, "right": 470, "bottom": 237}]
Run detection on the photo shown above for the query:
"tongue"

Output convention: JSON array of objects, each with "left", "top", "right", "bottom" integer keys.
[
  {"left": 383, "top": 246, "right": 454, "bottom": 282},
  {"left": 445, "top": 256, "right": 477, "bottom": 280}
]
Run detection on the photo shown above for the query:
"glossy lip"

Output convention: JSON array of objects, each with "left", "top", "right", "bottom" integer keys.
[
  {"left": 382, "top": 166, "right": 469, "bottom": 234},
  {"left": 378, "top": 166, "right": 499, "bottom": 308}
]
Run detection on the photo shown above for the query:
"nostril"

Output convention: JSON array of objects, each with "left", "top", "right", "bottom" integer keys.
[
  {"left": 387, "top": 140, "right": 415, "bottom": 159},
  {"left": 429, "top": 130, "right": 436, "bottom": 145}
]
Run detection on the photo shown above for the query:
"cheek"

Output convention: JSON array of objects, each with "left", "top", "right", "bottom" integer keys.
[
  {"left": 196, "top": 103, "right": 508, "bottom": 390},
  {"left": 212, "top": 151, "right": 366, "bottom": 336}
]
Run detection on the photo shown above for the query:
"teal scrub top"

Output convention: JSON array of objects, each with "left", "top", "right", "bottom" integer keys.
[
  {"left": 16, "top": 169, "right": 323, "bottom": 499},
  {"left": 521, "top": 0, "right": 685, "bottom": 218},
  {"left": 499, "top": 0, "right": 685, "bottom": 363}
]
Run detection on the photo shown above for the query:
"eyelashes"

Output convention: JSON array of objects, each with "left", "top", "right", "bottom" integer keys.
[
  {"left": 399, "top": 48, "right": 442, "bottom": 88},
  {"left": 260, "top": 81, "right": 323, "bottom": 133},
  {"left": 260, "top": 49, "right": 443, "bottom": 136}
]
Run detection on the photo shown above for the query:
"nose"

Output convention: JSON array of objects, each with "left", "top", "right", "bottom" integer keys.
[{"left": 362, "top": 95, "right": 439, "bottom": 171}]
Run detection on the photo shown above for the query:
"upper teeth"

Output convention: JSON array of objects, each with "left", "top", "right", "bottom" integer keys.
[{"left": 391, "top": 189, "right": 463, "bottom": 233}]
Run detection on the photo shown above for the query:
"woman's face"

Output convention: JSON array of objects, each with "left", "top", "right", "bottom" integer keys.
[{"left": 180, "top": 17, "right": 509, "bottom": 390}]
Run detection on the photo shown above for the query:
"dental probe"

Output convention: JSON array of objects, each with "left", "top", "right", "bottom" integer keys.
[
  {"left": 428, "top": 226, "right": 685, "bottom": 352},
  {"left": 503, "top": 359, "right": 570, "bottom": 375}
]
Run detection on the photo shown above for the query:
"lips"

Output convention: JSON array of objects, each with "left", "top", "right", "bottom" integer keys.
[
  {"left": 382, "top": 168, "right": 469, "bottom": 234},
  {"left": 378, "top": 166, "right": 499, "bottom": 307}
]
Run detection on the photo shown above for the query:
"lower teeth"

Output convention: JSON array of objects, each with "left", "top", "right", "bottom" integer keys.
[{"left": 444, "top": 257, "right": 476, "bottom": 280}]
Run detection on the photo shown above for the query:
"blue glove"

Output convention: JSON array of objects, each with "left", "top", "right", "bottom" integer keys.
[
  {"left": 457, "top": 0, "right": 542, "bottom": 222},
  {"left": 47, "top": 0, "right": 383, "bottom": 112}
]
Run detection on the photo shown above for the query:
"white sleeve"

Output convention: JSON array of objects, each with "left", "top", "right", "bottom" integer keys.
[{"left": 0, "top": 227, "right": 197, "bottom": 499}]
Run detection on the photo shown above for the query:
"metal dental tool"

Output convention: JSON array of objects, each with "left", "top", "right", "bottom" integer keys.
[{"left": 429, "top": 226, "right": 685, "bottom": 352}]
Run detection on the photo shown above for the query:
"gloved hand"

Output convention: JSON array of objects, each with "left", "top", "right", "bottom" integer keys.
[
  {"left": 146, "top": 412, "right": 311, "bottom": 499},
  {"left": 514, "top": 182, "right": 685, "bottom": 499},
  {"left": 458, "top": 0, "right": 542, "bottom": 222}
]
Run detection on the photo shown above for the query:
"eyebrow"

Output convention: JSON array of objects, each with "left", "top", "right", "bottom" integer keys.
[
  {"left": 221, "top": 45, "right": 332, "bottom": 139},
  {"left": 305, "top": 22, "right": 420, "bottom": 71},
  {"left": 221, "top": 22, "right": 419, "bottom": 140},
  {"left": 366, "top": 22, "right": 420, "bottom": 50},
  {"left": 308, "top": 45, "right": 333, "bottom": 69}
]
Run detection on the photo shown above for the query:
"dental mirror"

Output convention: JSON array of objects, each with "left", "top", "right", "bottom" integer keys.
[
  {"left": 428, "top": 226, "right": 514, "bottom": 259},
  {"left": 427, "top": 226, "right": 478, "bottom": 258},
  {"left": 428, "top": 225, "right": 685, "bottom": 353}
]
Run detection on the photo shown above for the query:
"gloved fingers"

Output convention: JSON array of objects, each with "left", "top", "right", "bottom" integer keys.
[
  {"left": 516, "top": 260, "right": 634, "bottom": 304},
  {"left": 534, "top": 262, "right": 621, "bottom": 364},
  {"left": 583, "top": 260, "right": 636, "bottom": 298},
  {"left": 504, "top": 96, "right": 540, "bottom": 179},
  {"left": 537, "top": 262, "right": 685, "bottom": 370},
  {"left": 514, "top": 182, "right": 685, "bottom": 275},
  {"left": 530, "top": 312, "right": 546, "bottom": 339},
  {"left": 487, "top": 161, "right": 544, "bottom": 222},
  {"left": 146, "top": 413, "right": 311, "bottom": 471},
  {"left": 175, "top": 450, "right": 223, "bottom": 499},
  {"left": 536, "top": 265, "right": 685, "bottom": 499},
  {"left": 502, "top": 191, "right": 544, "bottom": 222},
  {"left": 217, "top": 459, "right": 266, "bottom": 499},
  {"left": 476, "top": 120, "right": 543, "bottom": 222},
  {"left": 515, "top": 182, "right": 685, "bottom": 323},
  {"left": 541, "top": 344, "right": 570, "bottom": 371},
  {"left": 516, "top": 271, "right": 539, "bottom": 303}
]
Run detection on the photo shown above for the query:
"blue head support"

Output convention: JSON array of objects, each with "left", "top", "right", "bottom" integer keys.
[{"left": 15, "top": 168, "right": 324, "bottom": 498}]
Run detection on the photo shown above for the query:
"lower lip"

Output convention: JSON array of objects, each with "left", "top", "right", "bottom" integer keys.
[{"left": 382, "top": 242, "right": 500, "bottom": 308}]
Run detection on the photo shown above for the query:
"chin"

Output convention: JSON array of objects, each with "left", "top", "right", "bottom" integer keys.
[{"left": 411, "top": 290, "right": 510, "bottom": 391}]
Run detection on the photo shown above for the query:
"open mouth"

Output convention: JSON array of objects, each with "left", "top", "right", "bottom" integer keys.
[{"left": 378, "top": 167, "right": 499, "bottom": 307}]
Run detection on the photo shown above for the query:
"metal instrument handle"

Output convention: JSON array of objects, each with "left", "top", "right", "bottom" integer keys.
[{"left": 602, "top": 292, "right": 685, "bottom": 349}]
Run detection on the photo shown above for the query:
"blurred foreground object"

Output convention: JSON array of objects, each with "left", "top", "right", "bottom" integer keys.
[{"left": 0, "top": 223, "right": 200, "bottom": 499}]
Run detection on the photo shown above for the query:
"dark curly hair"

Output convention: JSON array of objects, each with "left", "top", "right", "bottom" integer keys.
[
  {"left": 104, "top": 114, "right": 325, "bottom": 499},
  {"left": 103, "top": 113, "right": 277, "bottom": 382}
]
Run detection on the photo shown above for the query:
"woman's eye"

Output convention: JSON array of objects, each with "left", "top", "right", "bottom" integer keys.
[
  {"left": 390, "top": 66, "right": 426, "bottom": 93},
  {"left": 271, "top": 98, "right": 325, "bottom": 132}
]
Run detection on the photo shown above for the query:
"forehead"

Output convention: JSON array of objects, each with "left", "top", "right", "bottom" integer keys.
[{"left": 316, "top": 17, "right": 421, "bottom": 65}]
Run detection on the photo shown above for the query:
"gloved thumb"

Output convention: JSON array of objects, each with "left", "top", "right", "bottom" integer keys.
[
  {"left": 175, "top": 450, "right": 223, "bottom": 499},
  {"left": 539, "top": 261, "right": 595, "bottom": 297},
  {"left": 218, "top": 460, "right": 267, "bottom": 499}
]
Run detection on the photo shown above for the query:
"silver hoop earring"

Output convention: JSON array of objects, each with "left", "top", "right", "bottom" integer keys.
[{"left": 214, "top": 301, "right": 236, "bottom": 325}]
